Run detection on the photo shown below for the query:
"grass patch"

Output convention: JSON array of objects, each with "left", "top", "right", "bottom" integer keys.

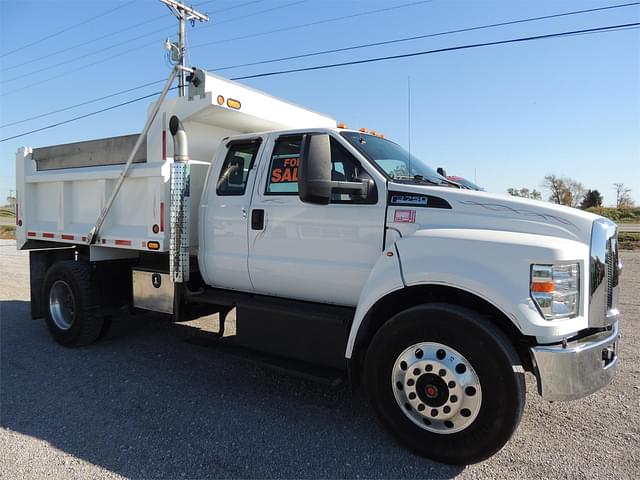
[
  {"left": 619, "top": 232, "right": 640, "bottom": 250},
  {"left": 0, "top": 225, "right": 16, "bottom": 239},
  {"left": 587, "top": 207, "right": 640, "bottom": 223},
  {"left": 0, "top": 208, "right": 16, "bottom": 218}
]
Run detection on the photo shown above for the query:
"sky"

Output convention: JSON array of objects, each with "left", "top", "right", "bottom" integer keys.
[{"left": 1, "top": 0, "right": 639, "bottom": 206}]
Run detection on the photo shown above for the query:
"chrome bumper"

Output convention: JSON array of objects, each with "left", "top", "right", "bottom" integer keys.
[{"left": 530, "top": 321, "right": 619, "bottom": 401}]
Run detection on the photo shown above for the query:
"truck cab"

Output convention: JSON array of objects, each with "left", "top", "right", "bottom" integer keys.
[{"left": 16, "top": 68, "right": 621, "bottom": 465}]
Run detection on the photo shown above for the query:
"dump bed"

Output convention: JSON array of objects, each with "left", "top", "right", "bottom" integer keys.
[{"left": 15, "top": 70, "right": 336, "bottom": 254}]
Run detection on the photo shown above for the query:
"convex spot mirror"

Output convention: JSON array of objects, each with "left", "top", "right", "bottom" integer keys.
[{"left": 298, "top": 133, "right": 371, "bottom": 205}]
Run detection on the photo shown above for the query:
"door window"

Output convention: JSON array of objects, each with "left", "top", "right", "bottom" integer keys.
[
  {"left": 266, "top": 136, "right": 302, "bottom": 195},
  {"left": 216, "top": 141, "right": 261, "bottom": 196},
  {"left": 265, "top": 135, "right": 376, "bottom": 203}
]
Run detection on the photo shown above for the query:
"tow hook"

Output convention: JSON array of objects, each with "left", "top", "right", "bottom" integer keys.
[{"left": 602, "top": 346, "right": 615, "bottom": 366}]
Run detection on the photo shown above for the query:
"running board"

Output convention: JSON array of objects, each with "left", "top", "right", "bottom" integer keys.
[{"left": 186, "top": 333, "right": 345, "bottom": 386}]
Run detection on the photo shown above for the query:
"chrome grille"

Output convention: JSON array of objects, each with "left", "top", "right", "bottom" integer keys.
[
  {"left": 589, "top": 219, "right": 619, "bottom": 327},
  {"left": 606, "top": 236, "right": 619, "bottom": 310},
  {"left": 607, "top": 241, "right": 613, "bottom": 309}
]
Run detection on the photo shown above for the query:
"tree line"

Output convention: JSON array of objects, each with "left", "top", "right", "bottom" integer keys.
[{"left": 507, "top": 175, "right": 635, "bottom": 209}]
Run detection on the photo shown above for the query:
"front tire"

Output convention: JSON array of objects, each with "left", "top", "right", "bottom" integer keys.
[
  {"left": 42, "top": 260, "right": 104, "bottom": 347},
  {"left": 364, "top": 303, "right": 525, "bottom": 465}
]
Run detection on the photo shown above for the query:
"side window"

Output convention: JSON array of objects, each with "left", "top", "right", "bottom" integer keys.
[
  {"left": 266, "top": 136, "right": 302, "bottom": 194},
  {"left": 329, "top": 138, "right": 376, "bottom": 204},
  {"left": 265, "top": 135, "right": 376, "bottom": 204},
  {"left": 216, "top": 141, "right": 261, "bottom": 196}
]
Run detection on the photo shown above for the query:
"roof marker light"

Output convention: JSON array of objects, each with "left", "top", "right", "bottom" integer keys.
[
  {"left": 337, "top": 122, "right": 348, "bottom": 129},
  {"left": 359, "top": 127, "right": 368, "bottom": 133},
  {"left": 227, "top": 98, "right": 241, "bottom": 109}
]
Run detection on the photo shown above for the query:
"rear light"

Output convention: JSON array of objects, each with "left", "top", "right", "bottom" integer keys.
[{"left": 147, "top": 241, "right": 160, "bottom": 250}]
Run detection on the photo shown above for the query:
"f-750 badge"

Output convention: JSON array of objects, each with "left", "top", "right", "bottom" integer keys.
[{"left": 391, "top": 194, "right": 428, "bottom": 205}]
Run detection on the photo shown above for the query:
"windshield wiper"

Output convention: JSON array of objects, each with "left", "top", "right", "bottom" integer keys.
[{"left": 391, "top": 175, "right": 457, "bottom": 187}]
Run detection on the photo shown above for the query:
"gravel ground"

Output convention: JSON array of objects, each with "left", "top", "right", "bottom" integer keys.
[{"left": 1, "top": 239, "right": 639, "bottom": 479}]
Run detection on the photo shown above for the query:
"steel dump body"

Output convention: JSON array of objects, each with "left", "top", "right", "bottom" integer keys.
[{"left": 15, "top": 70, "right": 336, "bottom": 254}]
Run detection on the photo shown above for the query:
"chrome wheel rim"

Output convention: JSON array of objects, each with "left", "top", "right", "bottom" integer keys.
[
  {"left": 392, "top": 342, "right": 482, "bottom": 434},
  {"left": 49, "top": 280, "right": 75, "bottom": 330}
]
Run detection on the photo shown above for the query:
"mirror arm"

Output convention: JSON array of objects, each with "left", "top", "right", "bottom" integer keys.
[{"left": 330, "top": 180, "right": 369, "bottom": 195}]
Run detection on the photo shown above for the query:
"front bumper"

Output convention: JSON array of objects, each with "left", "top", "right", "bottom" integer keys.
[{"left": 530, "top": 320, "right": 619, "bottom": 401}]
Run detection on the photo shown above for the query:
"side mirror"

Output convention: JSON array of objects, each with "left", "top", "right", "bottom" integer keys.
[
  {"left": 299, "top": 134, "right": 332, "bottom": 204},
  {"left": 437, "top": 167, "right": 447, "bottom": 177},
  {"left": 299, "top": 133, "right": 374, "bottom": 205}
]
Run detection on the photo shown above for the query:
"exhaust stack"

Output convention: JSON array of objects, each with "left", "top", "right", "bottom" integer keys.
[{"left": 169, "top": 116, "right": 190, "bottom": 283}]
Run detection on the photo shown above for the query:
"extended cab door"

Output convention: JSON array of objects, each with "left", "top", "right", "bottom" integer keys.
[
  {"left": 247, "top": 133, "right": 386, "bottom": 306},
  {"left": 199, "top": 138, "right": 263, "bottom": 291}
]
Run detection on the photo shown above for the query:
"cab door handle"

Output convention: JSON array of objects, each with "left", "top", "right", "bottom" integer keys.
[{"left": 251, "top": 209, "right": 265, "bottom": 230}]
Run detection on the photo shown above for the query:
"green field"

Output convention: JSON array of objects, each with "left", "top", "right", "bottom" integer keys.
[
  {"left": 586, "top": 207, "right": 640, "bottom": 223},
  {"left": 0, "top": 208, "right": 16, "bottom": 218}
]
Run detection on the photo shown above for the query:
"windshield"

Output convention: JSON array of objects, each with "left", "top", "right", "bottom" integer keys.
[{"left": 341, "top": 131, "right": 450, "bottom": 186}]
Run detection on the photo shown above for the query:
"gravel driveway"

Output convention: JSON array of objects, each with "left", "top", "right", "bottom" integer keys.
[{"left": 1, "top": 240, "right": 639, "bottom": 479}]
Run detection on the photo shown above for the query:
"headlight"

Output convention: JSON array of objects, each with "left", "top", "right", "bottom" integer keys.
[{"left": 530, "top": 263, "right": 580, "bottom": 320}]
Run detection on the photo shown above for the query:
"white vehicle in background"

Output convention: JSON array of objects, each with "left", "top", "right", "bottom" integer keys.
[{"left": 15, "top": 67, "right": 621, "bottom": 465}]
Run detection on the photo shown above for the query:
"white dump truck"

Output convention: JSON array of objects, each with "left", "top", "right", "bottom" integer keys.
[{"left": 15, "top": 67, "right": 621, "bottom": 464}]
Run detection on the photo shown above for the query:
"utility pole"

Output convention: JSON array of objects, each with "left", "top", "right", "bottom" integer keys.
[{"left": 160, "top": 0, "right": 209, "bottom": 96}]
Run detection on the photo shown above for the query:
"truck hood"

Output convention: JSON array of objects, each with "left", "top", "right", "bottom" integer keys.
[{"left": 387, "top": 183, "right": 601, "bottom": 244}]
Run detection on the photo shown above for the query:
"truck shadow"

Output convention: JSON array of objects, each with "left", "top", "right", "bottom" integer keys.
[{"left": 1, "top": 299, "right": 464, "bottom": 479}]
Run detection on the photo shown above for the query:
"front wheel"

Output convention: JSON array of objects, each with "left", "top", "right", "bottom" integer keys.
[{"left": 364, "top": 303, "right": 525, "bottom": 465}]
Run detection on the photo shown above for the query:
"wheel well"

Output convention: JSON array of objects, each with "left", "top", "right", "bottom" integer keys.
[{"left": 349, "top": 285, "right": 535, "bottom": 385}]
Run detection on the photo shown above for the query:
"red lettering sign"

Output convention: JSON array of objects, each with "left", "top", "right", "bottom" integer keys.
[{"left": 394, "top": 209, "right": 416, "bottom": 223}]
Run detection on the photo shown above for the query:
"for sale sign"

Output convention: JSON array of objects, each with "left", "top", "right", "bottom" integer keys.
[{"left": 270, "top": 156, "right": 299, "bottom": 183}]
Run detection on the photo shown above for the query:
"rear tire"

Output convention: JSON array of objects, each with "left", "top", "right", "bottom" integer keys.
[
  {"left": 364, "top": 303, "right": 525, "bottom": 465},
  {"left": 42, "top": 260, "right": 105, "bottom": 347}
]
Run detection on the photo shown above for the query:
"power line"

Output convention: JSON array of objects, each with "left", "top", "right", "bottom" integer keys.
[
  {"left": 207, "top": 1, "right": 640, "bottom": 72},
  {"left": 199, "top": 0, "right": 307, "bottom": 29},
  {"left": 1, "top": 22, "right": 637, "bottom": 143},
  {"left": 0, "top": 80, "right": 165, "bottom": 129},
  {"left": 0, "top": 0, "right": 306, "bottom": 94},
  {"left": 1, "top": 26, "right": 171, "bottom": 84},
  {"left": 0, "top": 90, "right": 174, "bottom": 142},
  {"left": 230, "top": 22, "right": 640, "bottom": 81},
  {"left": 1, "top": 2, "right": 136, "bottom": 58},
  {"left": 4, "top": 1, "right": 638, "bottom": 126},
  {"left": 0, "top": 0, "right": 266, "bottom": 76},
  {"left": 1, "top": 15, "right": 170, "bottom": 73},
  {"left": 191, "top": 0, "right": 434, "bottom": 49}
]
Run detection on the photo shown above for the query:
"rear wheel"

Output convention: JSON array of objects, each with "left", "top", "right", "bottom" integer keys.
[
  {"left": 364, "top": 303, "right": 525, "bottom": 465},
  {"left": 43, "top": 261, "right": 104, "bottom": 347}
]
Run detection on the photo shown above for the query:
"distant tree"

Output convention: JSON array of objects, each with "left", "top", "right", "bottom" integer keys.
[
  {"left": 565, "top": 179, "right": 586, "bottom": 208},
  {"left": 542, "top": 175, "right": 567, "bottom": 204},
  {"left": 580, "top": 189, "right": 603, "bottom": 209},
  {"left": 542, "top": 175, "right": 584, "bottom": 207},
  {"left": 507, "top": 187, "right": 542, "bottom": 200},
  {"left": 613, "top": 183, "right": 634, "bottom": 208}
]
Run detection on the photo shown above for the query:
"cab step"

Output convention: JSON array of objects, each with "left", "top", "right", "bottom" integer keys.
[{"left": 185, "top": 332, "right": 345, "bottom": 386}]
